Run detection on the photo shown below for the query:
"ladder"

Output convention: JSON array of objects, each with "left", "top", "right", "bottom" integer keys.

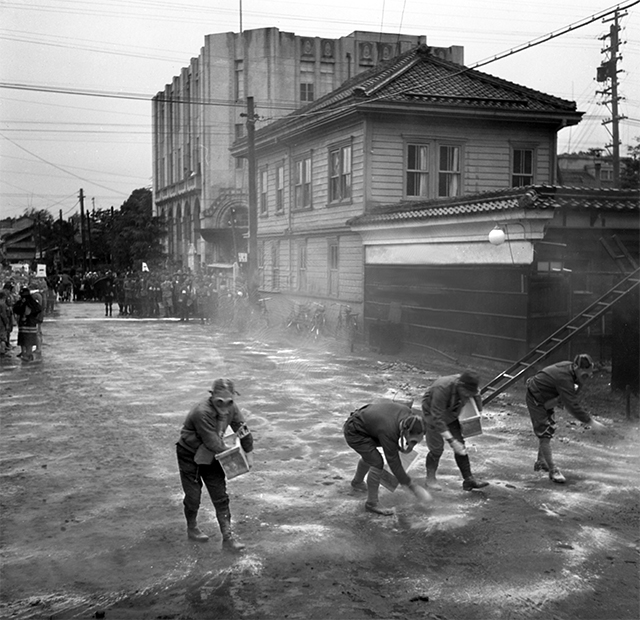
[
  {"left": 480, "top": 267, "right": 640, "bottom": 406},
  {"left": 600, "top": 235, "right": 638, "bottom": 274}
]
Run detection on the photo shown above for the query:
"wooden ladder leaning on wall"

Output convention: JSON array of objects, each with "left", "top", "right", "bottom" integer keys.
[{"left": 480, "top": 234, "right": 639, "bottom": 406}]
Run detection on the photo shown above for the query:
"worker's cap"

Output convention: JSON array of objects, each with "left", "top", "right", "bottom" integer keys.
[
  {"left": 459, "top": 370, "right": 480, "bottom": 392},
  {"left": 402, "top": 414, "right": 425, "bottom": 436},
  {"left": 19, "top": 287, "right": 30, "bottom": 296},
  {"left": 209, "top": 378, "right": 240, "bottom": 396},
  {"left": 573, "top": 353, "right": 595, "bottom": 370}
]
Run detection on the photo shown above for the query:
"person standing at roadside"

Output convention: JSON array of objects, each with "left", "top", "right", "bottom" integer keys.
[
  {"left": 421, "top": 370, "right": 489, "bottom": 491},
  {"left": 13, "top": 287, "right": 42, "bottom": 362},
  {"left": 0, "top": 290, "right": 11, "bottom": 356},
  {"left": 176, "top": 378, "right": 254, "bottom": 551},
  {"left": 525, "top": 354, "right": 606, "bottom": 483},
  {"left": 343, "top": 398, "right": 431, "bottom": 516}
]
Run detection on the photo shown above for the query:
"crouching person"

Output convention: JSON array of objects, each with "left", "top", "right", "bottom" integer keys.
[
  {"left": 344, "top": 398, "right": 430, "bottom": 516},
  {"left": 176, "top": 378, "right": 254, "bottom": 551},
  {"left": 422, "top": 370, "right": 489, "bottom": 491}
]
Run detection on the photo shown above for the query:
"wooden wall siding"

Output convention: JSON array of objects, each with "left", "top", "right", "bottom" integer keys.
[
  {"left": 364, "top": 264, "right": 529, "bottom": 360},
  {"left": 259, "top": 233, "right": 363, "bottom": 302},
  {"left": 255, "top": 122, "right": 366, "bottom": 237},
  {"left": 367, "top": 117, "right": 554, "bottom": 204}
]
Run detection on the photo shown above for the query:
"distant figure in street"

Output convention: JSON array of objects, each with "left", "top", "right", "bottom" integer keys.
[
  {"left": 421, "top": 370, "right": 489, "bottom": 491},
  {"left": 343, "top": 398, "right": 431, "bottom": 516},
  {"left": 525, "top": 354, "right": 606, "bottom": 483},
  {"left": 176, "top": 378, "right": 254, "bottom": 551},
  {"left": 13, "top": 287, "right": 43, "bottom": 362},
  {"left": 0, "top": 290, "right": 11, "bottom": 356}
]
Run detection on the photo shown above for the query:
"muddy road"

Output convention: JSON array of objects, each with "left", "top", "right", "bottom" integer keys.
[{"left": 0, "top": 302, "right": 638, "bottom": 620}]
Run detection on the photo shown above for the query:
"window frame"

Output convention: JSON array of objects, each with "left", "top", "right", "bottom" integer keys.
[
  {"left": 259, "top": 166, "right": 268, "bottom": 216},
  {"left": 437, "top": 144, "right": 462, "bottom": 198},
  {"left": 275, "top": 162, "right": 285, "bottom": 214},
  {"left": 328, "top": 141, "right": 352, "bottom": 204},
  {"left": 298, "top": 239, "right": 307, "bottom": 292},
  {"left": 405, "top": 142, "right": 430, "bottom": 198},
  {"left": 293, "top": 153, "right": 313, "bottom": 210},
  {"left": 511, "top": 146, "right": 535, "bottom": 187},
  {"left": 328, "top": 238, "right": 339, "bottom": 297}
]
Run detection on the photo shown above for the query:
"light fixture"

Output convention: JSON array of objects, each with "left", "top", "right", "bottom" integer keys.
[{"left": 488, "top": 226, "right": 506, "bottom": 245}]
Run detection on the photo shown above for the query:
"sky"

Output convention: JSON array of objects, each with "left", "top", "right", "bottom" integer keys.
[{"left": 1, "top": 0, "right": 639, "bottom": 219}]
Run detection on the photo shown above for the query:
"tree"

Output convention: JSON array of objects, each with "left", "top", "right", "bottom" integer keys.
[
  {"left": 620, "top": 137, "right": 639, "bottom": 190},
  {"left": 111, "top": 188, "right": 166, "bottom": 271}
]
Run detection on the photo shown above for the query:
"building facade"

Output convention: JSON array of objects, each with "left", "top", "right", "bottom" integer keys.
[
  {"left": 231, "top": 44, "right": 585, "bottom": 333},
  {"left": 152, "top": 28, "right": 463, "bottom": 274}
]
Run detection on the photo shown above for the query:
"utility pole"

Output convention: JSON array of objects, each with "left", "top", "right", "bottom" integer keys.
[
  {"left": 243, "top": 96, "right": 259, "bottom": 303},
  {"left": 79, "top": 188, "right": 87, "bottom": 272},
  {"left": 597, "top": 9, "right": 627, "bottom": 187},
  {"left": 86, "top": 200, "right": 93, "bottom": 272}
]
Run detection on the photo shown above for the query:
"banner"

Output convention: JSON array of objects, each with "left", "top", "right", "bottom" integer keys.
[{"left": 37, "top": 264, "right": 47, "bottom": 277}]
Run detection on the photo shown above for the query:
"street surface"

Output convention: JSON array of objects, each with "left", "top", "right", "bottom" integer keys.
[{"left": 1, "top": 301, "right": 638, "bottom": 620}]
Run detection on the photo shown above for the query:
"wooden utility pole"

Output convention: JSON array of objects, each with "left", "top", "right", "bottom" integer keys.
[
  {"left": 79, "top": 188, "right": 87, "bottom": 272},
  {"left": 244, "top": 96, "right": 259, "bottom": 303},
  {"left": 597, "top": 9, "right": 627, "bottom": 187}
]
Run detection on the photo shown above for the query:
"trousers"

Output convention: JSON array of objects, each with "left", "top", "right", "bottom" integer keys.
[{"left": 176, "top": 443, "right": 229, "bottom": 521}]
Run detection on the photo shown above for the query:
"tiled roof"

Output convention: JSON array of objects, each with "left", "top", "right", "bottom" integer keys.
[
  {"left": 347, "top": 185, "right": 640, "bottom": 226},
  {"left": 256, "top": 45, "right": 580, "bottom": 141}
]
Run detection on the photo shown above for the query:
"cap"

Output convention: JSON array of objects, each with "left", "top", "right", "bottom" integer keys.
[
  {"left": 209, "top": 378, "right": 239, "bottom": 396},
  {"left": 459, "top": 370, "right": 480, "bottom": 392},
  {"left": 573, "top": 353, "right": 595, "bottom": 370}
]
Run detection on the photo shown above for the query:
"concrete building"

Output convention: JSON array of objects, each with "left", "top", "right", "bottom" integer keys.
[{"left": 152, "top": 27, "right": 463, "bottom": 275}]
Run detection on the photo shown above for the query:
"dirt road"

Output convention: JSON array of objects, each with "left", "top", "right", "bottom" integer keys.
[{"left": 1, "top": 302, "right": 638, "bottom": 620}]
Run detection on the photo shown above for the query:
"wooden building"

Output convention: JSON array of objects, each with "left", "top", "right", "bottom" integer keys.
[{"left": 231, "top": 43, "right": 588, "bottom": 336}]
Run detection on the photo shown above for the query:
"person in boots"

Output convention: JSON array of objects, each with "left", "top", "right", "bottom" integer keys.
[
  {"left": 525, "top": 353, "right": 606, "bottom": 483},
  {"left": 343, "top": 398, "right": 431, "bottom": 516},
  {"left": 421, "top": 370, "right": 489, "bottom": 491},
  {"left": 176, "top": 378, "right": 254, "bottom": 550}
]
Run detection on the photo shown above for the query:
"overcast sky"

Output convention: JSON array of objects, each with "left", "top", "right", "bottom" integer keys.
[{"left": 1, "top": 0, "right": 639, "bottom": 219}]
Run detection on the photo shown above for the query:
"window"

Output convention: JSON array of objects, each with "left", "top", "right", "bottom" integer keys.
[
  {"left": 234, "top": 123, "right": 244, "bottom": 140},
  {"left": 438, "top": 145, "right": 461, "bottom": 197},
  {"left": 275, "top": 163, "right": 285, "bottom": 213},
  {"left": 271, "top": 241, "right": 280, "bottom": 290},
  {"left": 328, "top": 239, "right": 339, "bottom": 297},
  {"left": 235, "top": 60, "right": 244, "bottom": 101},
  {"left": 300, "top": 61, "right": 315, "bottom": 102},
  {"left": 512, "top": 148, "right": 533, "bottom": 186},
  {"left": 298, "top": 240, "right": 307, "bottom": 291},
  {"left": 294, "top": 155, "right": 312, "bottom": 209},
  {"left": 406, "top": 144, "right": 429, "bottom": 197},
  {"left": 329, "top": 144, "right": 352, "bottom": 203},
  {"left": 258, "top": 241, "right": 265, "bottom": 288},
  {"left": 259, "top": 168, "right": 268, "bottom": 215},
  {"left": 319, "top": 62, "right": 334, "bottom": 97}
]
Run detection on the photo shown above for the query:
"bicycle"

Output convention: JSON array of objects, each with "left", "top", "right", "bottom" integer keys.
[
  {"left": 308, "top": 303, "right": 327, "bottom": 340},
  {"left": 285, "top": 302, "right": 312, "bottom": 334},
  {"left": 336, "top": 304, "right": 359, "bottom": 352}
]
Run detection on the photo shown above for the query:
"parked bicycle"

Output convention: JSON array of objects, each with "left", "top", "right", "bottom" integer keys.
[
  {"left": 285, "top": 302, "right": 312, "bottom": 334},
  {"left": 336, "top": 304, "right": 359, "bottom": 352},
  {"left": 309, "top": 303, "right": 327, "bottom": 340}
]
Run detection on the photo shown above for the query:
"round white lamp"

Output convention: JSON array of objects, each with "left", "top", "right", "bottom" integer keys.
[{"left": 488, "top": 226, "right": 506, "bottom": 245}]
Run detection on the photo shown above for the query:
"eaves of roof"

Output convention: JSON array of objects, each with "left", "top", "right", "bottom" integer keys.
[
  {"left": 247, "top": 44, "right": 581, "bottom": 149},
  {"left": 347, "top": 185, "right": 640, "bottom": 227}
]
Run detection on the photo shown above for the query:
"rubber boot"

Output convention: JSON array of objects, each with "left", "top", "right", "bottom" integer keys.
[
  {"left": 425, "top": 453, "right": 442, "bottom": 490},
  {"left": 455, "top": 453, "right": 489, "bottom": 491},
  {"left": 217, "top": 510, "right": 245, "bottom": 552},
  {"left": 365, "top": 467, "right": 394, "bottom": 516}
]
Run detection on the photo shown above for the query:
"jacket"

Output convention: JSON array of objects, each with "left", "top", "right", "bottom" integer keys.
[
  {"left": 421, "top": 374, "right": 483, "bottom": 435},
  {"left": 348, "top": 400, "right": 415, "bottom": 487},
  {"left": 526, "top": 361, "right": 591, "bottom": 424},
  {"left": 178, "top": 396, "right": 254, "bottom": 459}
]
